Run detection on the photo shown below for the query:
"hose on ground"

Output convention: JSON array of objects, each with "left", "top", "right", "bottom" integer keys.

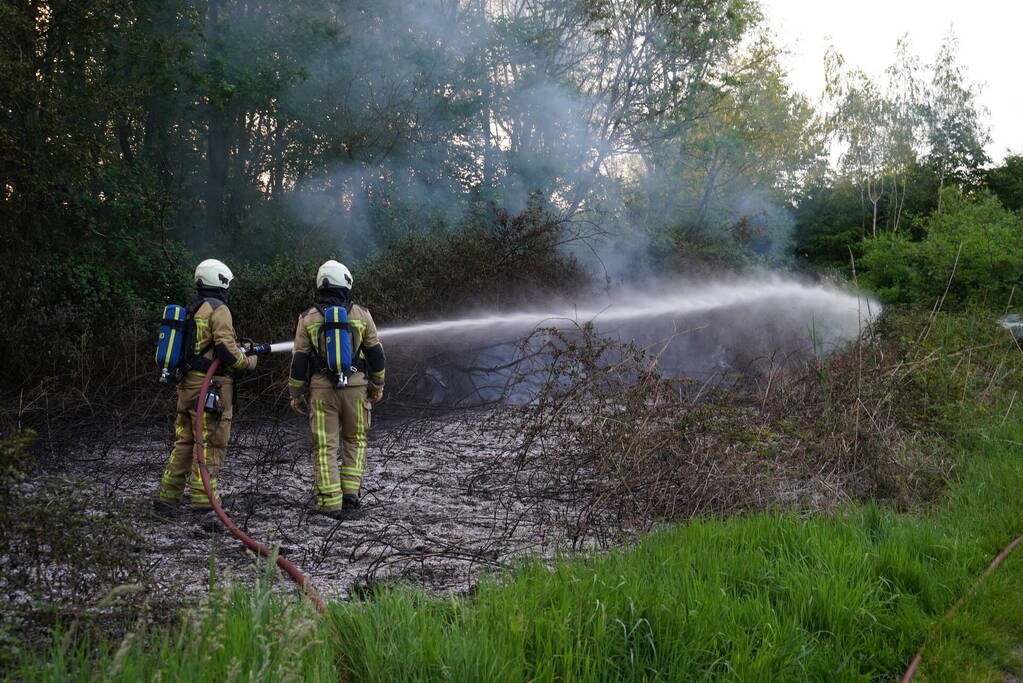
[
  {"left": 900, "top": 533, "right": 1023, "bottom": 681},
  {"left": 193, "top": 357, "right": 326, "bottom": 614}
]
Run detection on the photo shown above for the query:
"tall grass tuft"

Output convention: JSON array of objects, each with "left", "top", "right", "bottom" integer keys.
[{"left": 12, "top": 550, "right": 336, "bottom": 682}]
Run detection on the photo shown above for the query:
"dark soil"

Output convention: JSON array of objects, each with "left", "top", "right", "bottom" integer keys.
[{"left": 6, "top": 402, "right": 607, "bottom": 612}]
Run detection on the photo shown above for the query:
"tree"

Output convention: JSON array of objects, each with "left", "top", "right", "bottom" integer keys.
[
  {"left": 480, "top": 0, "right": 762, "bottom": 220},
  {"left": 882, "top": 38, "right": 926, "bottom": 232},
  {"left": 985, "top": 155, "right": 1023, "bottom": 213},
  {"left": 826, "top": 58, "right": 889, "bottom": 237},
  {"left": 799, "top": 35, "right": 992, "bottom": 272},
  {"left": 825, "top": 39, "right": 929, "bottom": 237},
  {"left": 631, "top": 33, "right": 823, "bottom": 261},
  {"left": 925, "top": 31, "right": 989, "bottom": 211}
]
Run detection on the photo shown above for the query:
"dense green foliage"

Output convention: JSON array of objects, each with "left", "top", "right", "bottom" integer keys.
[
  {"left": 985, "top": 155, "right": 1023, "bottom": 212},
  {"left": 793, "top": 158, "right": 1023, "bottom": 309},
  {"left": 793, "top": 163, "right": 946, "bottom": 270},
  {"left": 858, "top": 190, "right": 1023, "bottom": 307}
]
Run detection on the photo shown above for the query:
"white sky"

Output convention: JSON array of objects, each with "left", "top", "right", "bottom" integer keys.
[{"left": 758, "top": 0, "right": 1023, "bottom": 164}]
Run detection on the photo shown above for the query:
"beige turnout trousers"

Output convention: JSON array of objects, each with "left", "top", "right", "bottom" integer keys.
[
  {"left": 157, "top": 374, "right": 233, "bottom": 508},
  {"left": 290, "top": 300, "right": 383, "bottom": 511},
  {"left": 308, "top": 381, "right": 371, "bottom": 509}
]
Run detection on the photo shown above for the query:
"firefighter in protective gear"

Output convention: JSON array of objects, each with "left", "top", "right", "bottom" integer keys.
[
  {"left": 288, "top": 260, "right": 385, "bottom": 517},
  {"left": 154, "top": 259, "right": 257, "bottom": 515}
]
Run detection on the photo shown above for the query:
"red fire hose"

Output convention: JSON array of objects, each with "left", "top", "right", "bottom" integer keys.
[
  {"left": 193, "top": 357, "right": 326, "bottom": 614},
  {"left": 900, "top": 533, "right": 1023, "bottom": 681}
]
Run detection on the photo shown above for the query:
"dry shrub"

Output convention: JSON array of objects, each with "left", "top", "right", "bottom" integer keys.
[
  {"left": 0, "top": 479, "right": 154, "bottom": 662},
  {"left": 508, "top": 318, "right": 952, "bottom": 537}
]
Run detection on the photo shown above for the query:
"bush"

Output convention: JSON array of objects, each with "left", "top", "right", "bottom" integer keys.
[
  {"left": 2, "top": 244, "right": 193, "bottom": 389},
  {"left": 358, "top": 193, "right": 587, "bottom": 322},
  {"left": 858, "top": 189, "right": 1023, "bottom": 307},
  {"left": 2, "top": 194, "right": 586, "bottom": 401},
  {"left": 985, "top": 155, "right": 1023, "bottom": 213}
]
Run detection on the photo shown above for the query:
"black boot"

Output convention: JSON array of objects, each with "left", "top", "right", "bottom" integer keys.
[
  {"left": 189, "top": 508, "right": 221, "bottom": 533},
  {"left": 339, "top": 494, "right": 364, "bottom": 519},
  {"left": 312, "top": 506, "right": 346, "bottom": 521},
  {"left": 152, "top": 499, "right": 179, "bottom": 518}
]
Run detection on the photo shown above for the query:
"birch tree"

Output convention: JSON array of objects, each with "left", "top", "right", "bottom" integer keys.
[{"left": 925, "top": 31, "right": 989, "bottom": 212}]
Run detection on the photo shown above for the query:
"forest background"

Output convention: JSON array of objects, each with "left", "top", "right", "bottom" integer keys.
[{"left": 3, "top": 0, "right": 1021, "bottom": 393}]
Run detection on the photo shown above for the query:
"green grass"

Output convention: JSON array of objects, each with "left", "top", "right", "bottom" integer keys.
[
  {"left": 9, "top": 558, "right": 338, "bottom": 682},
  {"left": 10, "top": 420, "right": 1023, "bottom": 682}
]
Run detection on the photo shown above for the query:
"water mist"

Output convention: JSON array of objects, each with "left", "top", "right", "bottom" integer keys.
[{"left": 381, "top": 275, "right": 879, "bottom": 405}]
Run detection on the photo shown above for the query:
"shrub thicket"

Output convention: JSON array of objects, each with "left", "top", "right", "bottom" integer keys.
[
  {"left": 858, "top": 189, "right": 1023, "bottom": 307},
  {"left": 2, "top": 195, "right": 585, "bottom": 396}
]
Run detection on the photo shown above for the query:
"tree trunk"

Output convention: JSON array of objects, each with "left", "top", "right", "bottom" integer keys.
[
  {"left": 937, "top": 168, "right": 946, "bottom": 215},
  {"left": 205, "top": 0, "right": 228, "bottom": 235},
  {"left": 481, "top": 102, "right": 494, "bottom": 189},
  {"left": 867, "top": 175, "right": 883, "bottom": 238},
  {"left": 117, "top": 119, "right": 134, "bottom": 164},
  {"left": 893, "top": 174, "right": 907, "bottom": 232}
]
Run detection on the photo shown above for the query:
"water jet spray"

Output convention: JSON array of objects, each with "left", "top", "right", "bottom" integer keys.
[
  {"left": 255, "top": 277, "right": 878, "bottom": 408},
  {"left": 378, "top": 277, "right": 877, "bottom": 342}
]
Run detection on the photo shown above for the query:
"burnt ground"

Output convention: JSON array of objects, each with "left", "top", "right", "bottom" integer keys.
[
  {"left": 3, "top": 363, "right": 868, "bottom": 620},
  {"left": 12, "top": 400, "right": 607, "bottom": 609},
  {"left": 1, "top": 322, "right": 893, "bottom": 617}
]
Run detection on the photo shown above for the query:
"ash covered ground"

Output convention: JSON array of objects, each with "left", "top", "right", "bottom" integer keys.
[
  {"left": 7, "top": 395, "right": 854, "bottom": 616},
  {"left": 35, "top": 402, "right": 607, "bottom": 605},
  {"left": 6, "top": 304, "right": 878, "bottom": 616}
]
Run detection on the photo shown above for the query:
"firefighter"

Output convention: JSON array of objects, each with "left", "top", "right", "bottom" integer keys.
[
  {"left": 153, "top": 259, "right": 257, "bottom": 520},
  {"left": 288, "top": 260, "right": 385, "bottom": 519}
]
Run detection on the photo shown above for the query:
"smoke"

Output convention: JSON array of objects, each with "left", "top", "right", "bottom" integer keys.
[
  {"left": 222, "top": 3, "right": 851, "bottom": 408},
  {"left": 288, "top": 160, "right": 475, "bottom": 262},
  {"left": 274, "top": 0, "right": 799, "bottom": 273}
]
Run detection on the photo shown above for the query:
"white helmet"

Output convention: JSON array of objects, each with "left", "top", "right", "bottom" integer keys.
[
  {"left": 316, "top": 260, "right": 353, "bottom": 289},
  {"left": 194, "top": 259, "right": 234, "bottom": 289}
]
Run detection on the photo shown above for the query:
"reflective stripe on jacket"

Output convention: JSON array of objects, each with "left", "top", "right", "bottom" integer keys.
[{"left": 190, "top": 300, "right": 248, "bottom": 374}]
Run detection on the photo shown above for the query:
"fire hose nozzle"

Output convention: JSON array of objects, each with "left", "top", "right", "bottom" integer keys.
[
  {"left": 244, "top": 341, "right": 295, "bottom": 356},
  {"left": 247, "top": 343, "right": 272, "bottom": 356}
]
